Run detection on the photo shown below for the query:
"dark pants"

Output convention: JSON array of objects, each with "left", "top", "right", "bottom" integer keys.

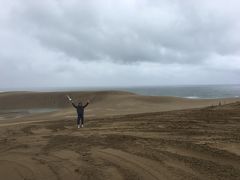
[{"left": 77, "top": 114, "right": 84, "bottom": 125}]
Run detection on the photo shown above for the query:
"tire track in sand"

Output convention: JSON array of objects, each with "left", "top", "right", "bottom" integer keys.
[{"left": 92, "top": 148, "right": 177, "bottom": 180}]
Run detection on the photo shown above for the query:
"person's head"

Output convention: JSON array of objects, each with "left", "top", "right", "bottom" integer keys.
[{"left": 78, "top": 102, "right": 82, "bottom": 106}]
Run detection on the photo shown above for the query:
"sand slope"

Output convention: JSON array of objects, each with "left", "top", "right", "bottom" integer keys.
[
  {"left": 0, "top": 91, "right": 238, "bottom": 123},
  {"left": 0, "top": 91, "right": 240, "bottom": 179},
  {"left": 0, "top": 91, "right": 237, "bottom": 109}
]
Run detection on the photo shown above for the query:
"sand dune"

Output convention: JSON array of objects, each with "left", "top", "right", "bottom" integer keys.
[
  {"left": 0, "top": 90, "right": 239, "bottom": 126},
  {"left": 0, "top": 91, "right": 238, "bottom": 118},
  {"left": 0, "top": 91, "right": 240, "bottom": 179}
]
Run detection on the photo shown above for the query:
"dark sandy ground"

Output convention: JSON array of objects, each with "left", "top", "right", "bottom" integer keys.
[{"left": 0, "top": 91, "right": 240, "bottom": 180}]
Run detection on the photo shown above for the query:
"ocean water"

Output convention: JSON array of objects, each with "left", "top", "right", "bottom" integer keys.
[{"left": 119, "top": 84, "right": 240, "bottom": 99}]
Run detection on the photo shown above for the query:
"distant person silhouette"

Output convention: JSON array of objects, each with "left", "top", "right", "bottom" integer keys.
[{"left": 72, "top": 100, "right": 90, "bottom": 128}]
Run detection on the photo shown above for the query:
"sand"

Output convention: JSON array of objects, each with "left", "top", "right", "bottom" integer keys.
[{"left": 0, "top": 91, "right": 240, "bottom": 180}]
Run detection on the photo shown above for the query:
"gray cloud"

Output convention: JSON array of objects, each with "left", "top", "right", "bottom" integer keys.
[
  {"left": 6, "top": 0, "right": 240, "bottom": 64},
  {"left": 0, "top": 0, "right": 240, "bottom": 89}
]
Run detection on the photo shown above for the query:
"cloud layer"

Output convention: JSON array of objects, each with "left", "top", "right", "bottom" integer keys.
[{"left": 0, "top": 0, "right": 240, "bottom": 89}]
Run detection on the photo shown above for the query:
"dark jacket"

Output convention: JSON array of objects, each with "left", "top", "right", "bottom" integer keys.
[{"left": 72, "top": 102, "right": 89, "bottom": 115}]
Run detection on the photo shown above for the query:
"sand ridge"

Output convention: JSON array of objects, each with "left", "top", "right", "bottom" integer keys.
[{"left": 0, "top": 91, "right": 239, "bottom": 125}]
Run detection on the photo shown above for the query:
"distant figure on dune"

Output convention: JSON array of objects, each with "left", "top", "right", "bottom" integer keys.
[
  {"left": 72, "top": 101, "right": 90, "bottom": 128},
  {"left": 67, "top": 95, "right": 90, "bottom": 128}
]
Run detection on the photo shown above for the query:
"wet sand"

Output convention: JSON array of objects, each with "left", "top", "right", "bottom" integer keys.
[{"left": 0, "top": 91, "right": 240, "bottom": 180}]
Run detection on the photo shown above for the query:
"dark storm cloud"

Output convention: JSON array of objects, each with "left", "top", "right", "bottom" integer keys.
[{"left": 7, "top": 0, "right": 240, "bottom": 64}]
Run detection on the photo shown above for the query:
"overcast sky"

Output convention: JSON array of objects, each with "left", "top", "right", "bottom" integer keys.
[{"left": 0, "top": 0, "right": 240, "bottom": 90}]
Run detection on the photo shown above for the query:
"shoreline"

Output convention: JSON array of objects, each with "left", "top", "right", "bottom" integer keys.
[
  {"left": 1, "top": 89, "right": 240, "bottom": 99},
  {"left": 1, "top": 83, "right": 240, "bottom": 99}
]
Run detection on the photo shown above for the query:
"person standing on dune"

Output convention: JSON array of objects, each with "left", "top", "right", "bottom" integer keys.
[
  {"left": 72, "top": 101, "right": 90, "bottom": 128},
  {"left": 68, "top": 96, "right": 90, "bottom": 128}
]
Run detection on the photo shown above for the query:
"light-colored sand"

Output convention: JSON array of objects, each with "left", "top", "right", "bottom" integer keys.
[{"left": 0, "top": 91, "right": 240, "bottom": 180}]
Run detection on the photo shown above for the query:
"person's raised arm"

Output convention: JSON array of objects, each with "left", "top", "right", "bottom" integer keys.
[
  {"left": 83, "top": 100, "right": 90, "bottom": 108},
  {"left": 72, "top": 102, "right": 77, "bottom": 108}
]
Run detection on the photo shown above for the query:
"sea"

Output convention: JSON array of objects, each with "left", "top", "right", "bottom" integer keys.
[
  {"left": 119, "top": 84, "right": 240, "bottom": 99},
  {"left": 1, "top": 84, "right": 240, "bottom": 99}
]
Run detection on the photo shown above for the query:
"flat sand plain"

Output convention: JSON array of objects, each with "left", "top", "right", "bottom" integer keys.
[{"left": 0, "top": 91, "right": 239, "bottom": 180}]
